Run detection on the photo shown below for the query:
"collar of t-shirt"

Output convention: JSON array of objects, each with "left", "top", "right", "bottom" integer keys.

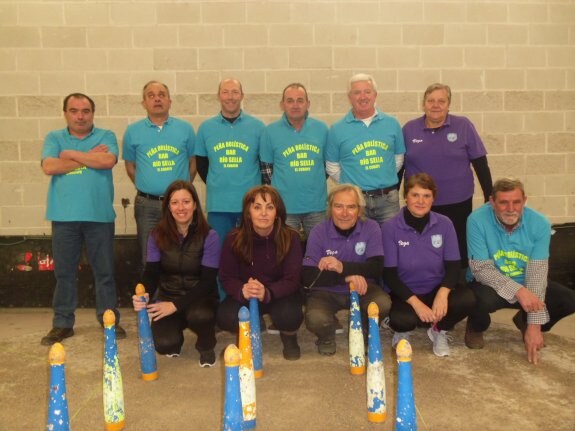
[
  {"left": 334, "top": 223, "right": 357, "bottom": 237},
  {"left": 223, "top": 114, "right": 240, "bottom": 124},
  {"left": 403, "top": 208, "right": 430, "bottom": 234},
  {"left": 360, "top": 111, "right": 378, "bottom": 127}
]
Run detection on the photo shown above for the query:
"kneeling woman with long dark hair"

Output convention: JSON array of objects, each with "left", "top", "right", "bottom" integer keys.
[
  {"left": 217, "top": 185, "right": 303, "bottom": 360},
  {"left": 132, "top": 180, "right": 220, "bottom": 367}
]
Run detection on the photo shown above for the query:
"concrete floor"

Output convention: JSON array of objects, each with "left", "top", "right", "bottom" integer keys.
[{"left": 1, "top": 307, "right": 574, "bottom": 430}]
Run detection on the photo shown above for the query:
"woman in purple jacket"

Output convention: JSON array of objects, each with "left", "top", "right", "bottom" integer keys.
[{"left": 217, "top": 185, "right": 303, "bottom": 360}]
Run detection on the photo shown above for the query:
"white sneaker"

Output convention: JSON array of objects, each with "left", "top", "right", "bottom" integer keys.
[
  {"left": 391, "top": 331, "right": 411, "bottom": 347},
  {"left": 427, "top": 327, "right": 450, "bottom": 357}
]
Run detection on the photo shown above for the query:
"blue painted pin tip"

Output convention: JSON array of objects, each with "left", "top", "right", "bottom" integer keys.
[
  {"left": 238, "top": 306, "right": 250, "bottom": 322},
  {"left": 244, "top": 419, "right": 256, "bottom": 429}
]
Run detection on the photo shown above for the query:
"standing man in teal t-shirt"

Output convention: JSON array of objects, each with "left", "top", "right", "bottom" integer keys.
[
  {"left": 326, "top": 73, "right": 405, "bottom": 224},
  {"left": 195, "top": 78, "right": 265, "bottom": 299},
  {"left": 260, "top": 83, "right": 328, "bottom": 239},
  {"left": 123, "top": 81, "right": 196, "bottom": 266},
  {"left": 40, "top": 93, "right": 125, "bottom": 345}
]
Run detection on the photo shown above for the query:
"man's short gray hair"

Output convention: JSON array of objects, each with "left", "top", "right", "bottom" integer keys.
[
  {"left": 348, "top": 73, "right": 378, "bottom": 93},
  {"left": 492, "top": 177, "right": 525, "bottom": 199}
]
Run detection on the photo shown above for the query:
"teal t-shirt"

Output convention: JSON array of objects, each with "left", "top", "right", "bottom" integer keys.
[
  {"left": 467, "top": 203, "right": 551, "bottom": 285},
  {"left": 326, "top": 110, "right": 405, "bottom": 190},
  {"left": 260, "top": 114, "right": 328, "bottom": 214},
  {"left": 122, "top": 116, "right": 195, "bottom": 196},
  {"left": 42, "top": 127, "right": 117, "bottom": 222},
  {"left": 195, "top": 112, "right": 265, "bottom": 213}
]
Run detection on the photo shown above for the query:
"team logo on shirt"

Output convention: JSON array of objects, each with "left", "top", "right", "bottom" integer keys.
[
  {"left": 355, "top": 242, "right": 366, "bottom": 256},
  {"left": 447, "top": 133, "right": 458, "bottom": 142},
  {"left": 431, "top": 234, "right": 443, "bottom": 248}
]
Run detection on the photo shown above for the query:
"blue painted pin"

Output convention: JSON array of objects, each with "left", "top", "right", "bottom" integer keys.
[
  {"left": 349, "top": 282, "right": 365, "bottom": 375},
  {"left": 366, "top": 302, "right": 386, "bottom": 423},
  {"left": 396, "top": 339, "right": 417, "bottom": 431},
  {"left": 103, "top": 310, "right": 126, "bottom": 431},
  {"left": 46, "top": 342, "right": 70, "bottom": 431},
  {"left": 135, "top": 283, "right": 158, "bottom": 381},
  {"left": 238, "top": 307, "right": 256, "bottom": 429},
  {"left": 249, "top": 298, "right": 263, "bottom": 378},
  {"left": 222, "top": 344, "right": 244, "bottom": 431}
]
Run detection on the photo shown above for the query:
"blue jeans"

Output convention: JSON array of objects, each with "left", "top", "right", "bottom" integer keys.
[
  {"left": 51, "top": 221, "right": 118, "bottom": 328},
  {"left": 207, "top": 212, "right": 241, "bottom": 301},
  {"left": 134, "top": 194, "right": 162, "bottom": 265},
  {"left": 286, "top": 211, "right": 326, "bottom": 239},
  {"left": 363, "top": 189, "right": 400, "bottom": 224}
]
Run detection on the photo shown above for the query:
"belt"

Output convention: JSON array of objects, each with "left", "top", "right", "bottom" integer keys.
[
  {"left": 137, "top": 191, "right": 163, "bottom": 201},
  {"left": 361, "top": 186, "right": 396, "bottom": 197}
]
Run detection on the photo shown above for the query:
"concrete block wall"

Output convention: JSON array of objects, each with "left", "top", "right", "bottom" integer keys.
[{"left": 0, "top": 0, "right": 573, "bottom": 235}]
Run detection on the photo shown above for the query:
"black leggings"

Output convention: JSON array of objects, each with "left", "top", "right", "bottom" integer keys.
[
  {"left": 217, "top": 292, "right": 303, "bottom": 334},
  {"left": 389, "top": 284, "right": 476, "bottom": 332},
  {"left": 432, "top": 198, "right": 473, "bottom": 267},
  {"left": 151, "top": 299, "right": 217, "bottom": 355}
]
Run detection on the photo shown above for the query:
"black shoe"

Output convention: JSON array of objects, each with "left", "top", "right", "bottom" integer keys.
[
  {"left": 199, "top": 350, "right": 216, "bottom": 368},
  {"left": 316, "top": 337, "right": 336, "bottom": 356},
  {"left": 41, "top": 327, "right": 74, "bottom": 346},
  {"left": 280, "top": 333, "right": 301, "bottom": 360},
  {"left": 115, "top": 325, "right": 127, "bottom": 340}
]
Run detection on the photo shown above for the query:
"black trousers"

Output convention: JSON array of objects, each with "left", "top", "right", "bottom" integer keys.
[
  {"left": 466, "top": 280, "right": 575, "bottom": 332},
  {"left": 432, "top": 197, "right": 473, "bottom": 268},
  {"left": 151, "top": 298, "right": 217, "bottom": 355},
  {"left": 217, "top": 291, "right": 304, "bottom": 334},
  {"left": 389, "top": 284, "right": 476, "bottom": 332}
]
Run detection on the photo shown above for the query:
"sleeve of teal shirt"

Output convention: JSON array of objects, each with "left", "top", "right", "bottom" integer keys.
[
  {"left": 194, "top": 124, "right": 207, "bottom": 157},
  {"left": 467, "top": 210, "right": 490, "bottom": 261},
  {"left": 325, "top": 126, "right": 339, "bottom": 162},
  {"left": 41, "top": 131, "right": 61, "bottom": 160},
  {"left": 185, "top": 122, "right": 196, "bottom": 157},
  {"left": 259, "top": 128, "right": 273, "bottom": 164},
  {"left": 393, "top": 118, "right": 406, "bottom": 155},
  {"left": 121, "top": 127, "right": 135, "bottom": 161}
]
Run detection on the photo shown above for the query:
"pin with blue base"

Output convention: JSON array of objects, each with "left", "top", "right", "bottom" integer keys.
[
  {"left": 135, "top": 283, "right": 158, "bottom": 381},
  {"left": 223, "top": 344, "right": 244, "bottom": 431},
  {"left": 46, "top": 342, "right": 70, "bottom": 431},
  {"left": 238, "top": 307, "right": 256, "bottom": 429},
  {"left": 366, "top": 302, "right": 386, "bottom": 423},
  {"left": 103, "top": 310, "right": 126, "bottom": 431},
  {"left": 396, "top": 339, "right": 417, "bottom": 431},
  {"left": 249, "top": 298, "right": 263, "bottom": 378},
  {"left": 349, "top": 282, "right": 365, "bottom": 375}
]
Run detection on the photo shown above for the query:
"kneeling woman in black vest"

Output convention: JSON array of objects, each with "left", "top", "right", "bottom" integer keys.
[{"left": 132, "top": 180, "right": 220, "bottom": 367}]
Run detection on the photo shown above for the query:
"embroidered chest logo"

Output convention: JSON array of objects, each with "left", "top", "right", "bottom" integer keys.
[
  {"left": 411, "top": 138, "right": 423, "bottom": 144},
  {"left": 398, "top": 240, "right": 410, "bottom": 247},
  {"left": 447, "top": 133, "right": 458, "bottom": 143},
  {"left": 326, "top": 249, "right": 338, "bottom": 256},
  {"left": 355, "top": 242, "right": 366, "bottom": 256},
  {"left": 431, "top": 234, "right": 443, "bottom": 248}
]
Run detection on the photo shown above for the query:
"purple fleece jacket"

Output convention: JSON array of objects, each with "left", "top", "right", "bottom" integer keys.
[{"left": 219, "top": 227, "right": 303, "bottom": 304}]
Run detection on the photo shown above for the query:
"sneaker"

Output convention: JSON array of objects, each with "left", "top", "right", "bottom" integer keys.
[
  {"left": 267, "top": 323, "right": 280, "bottom": 335},
  {"left": 199, "top": 350, "right": 216, "bottom": 367},
  {"left": 464, "top": 322, "right": 484, "bottom": 349},
  {"left": 391, "top": 331, "right": 411, "bottom": 348},
  {"left": 280, "top": 333, "right": 301, "bottom": 360},
  {"left": 427, "top": 327, "right": 450, "bottom": 357},
  {"left": 165, "top": 352, "right": 180, "bottom": 358},
  {"left": 316, "top": 338, "right": 336, "bottom": 356},
  {"left": 41, "top": 327, "right": 74, "bottom": 346},
  {"left": 115, "top": 325, "right": 127, "bottom": 340},
  {"left": 334, "top": 319, "right": 344, "bottom": 335}
]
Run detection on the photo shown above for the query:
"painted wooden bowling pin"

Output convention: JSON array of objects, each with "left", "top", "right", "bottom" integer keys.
[
  {"left": 103, "top": 310, "right": 126, "bottom": 431},
  {"left": 366, "top": 302, "right": 386, "bottom": 423},
  {"left": 223, "top": 345, "right": 244, "bottom": 431},
  {"left": 238, "top": 307, "right": 256, "bottom": 430},
  {"left": 135, "top": 283, "right": 158, "bottom": 381},
  {"left": 46, "top": 342, "right": 70, "bottom": 431},
  {"left": 396, "top": 339, "right": 417, "bottom": 431},
  {"left": 349, "top": 282, "right": 365, "bottom": 375},
  {"left": 249, "top": 298, "right": 263, "bottom": 378}
]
